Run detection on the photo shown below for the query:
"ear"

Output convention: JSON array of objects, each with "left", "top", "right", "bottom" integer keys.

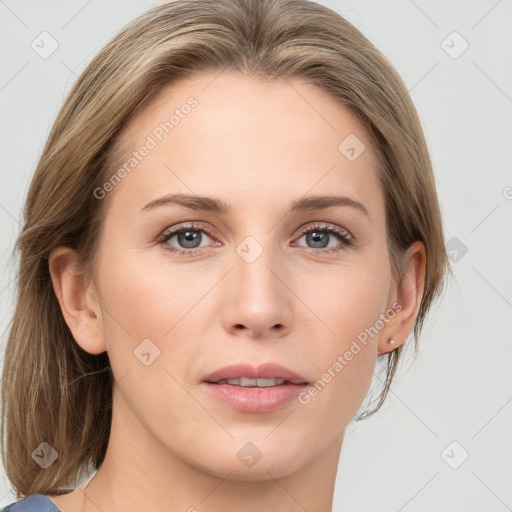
[
  {"left": 378, "top": 241, "right": 426, "bottom": 355},
  {"left": 48, "top": 245, "right": 106, "bottom": 355}
]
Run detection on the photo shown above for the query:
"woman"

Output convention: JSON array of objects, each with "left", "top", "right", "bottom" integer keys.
[{"left": 1, "top": 0, "right": 449, "bottom": 510}]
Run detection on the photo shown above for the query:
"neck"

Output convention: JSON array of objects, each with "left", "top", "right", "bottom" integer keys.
[{"left": 77, "top": 390, "right": 344, "bottom": 512}]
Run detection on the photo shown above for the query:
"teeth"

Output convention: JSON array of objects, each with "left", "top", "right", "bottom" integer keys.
[{"left": 218, "top": 377, "right": 286, "bottom": 387}]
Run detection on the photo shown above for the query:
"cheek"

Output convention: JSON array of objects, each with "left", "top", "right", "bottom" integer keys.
[
  {"left": 98, "top": 246, "right": 201, "bottom": 334},
  {"left": 292, "top": 257, "right": 391, "bottom": 427},
  {"left": 94, "top": 248, "right": 170, "bottom": 367},
  {"left": 95, "top": 246, "right": 217, "bottom": 382},
  {"left": 94, "top": 251, "right": 204, "bottom": 420},
  {"left": 295, "top": 255, "right": 391, "bottom": 346}
]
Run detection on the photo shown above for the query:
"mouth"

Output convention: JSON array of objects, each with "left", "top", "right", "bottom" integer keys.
[
  {"left": 201, "top": 363, "right": 310, "bottom": 413},
  {"left": 203, "top": 362, "right": 310, "bottom": 386},
  {"left": 212, "top": 377, "right": 289, "bottom": 387}
]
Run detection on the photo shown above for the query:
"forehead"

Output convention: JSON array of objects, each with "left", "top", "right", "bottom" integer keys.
[{"left": 105, "top": 70, "right": 384, "bottom": 220}]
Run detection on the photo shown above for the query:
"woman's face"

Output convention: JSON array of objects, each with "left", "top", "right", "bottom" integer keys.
[{"left": 84, "top": 71, "right": 402, "bottom": 479}]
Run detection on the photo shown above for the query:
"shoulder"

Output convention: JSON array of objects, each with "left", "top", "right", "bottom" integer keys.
[{"left": 1, "top": 494, "right": 60, "bottom": 512}]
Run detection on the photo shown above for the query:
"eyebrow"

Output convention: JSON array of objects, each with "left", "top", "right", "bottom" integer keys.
[{"left": 140, "top": 193, "right": 369, "bottom": 217}]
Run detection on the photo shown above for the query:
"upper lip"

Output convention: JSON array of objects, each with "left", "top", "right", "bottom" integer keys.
[{"left": 203, "top": 363, "right": 309, "bottom": 385}]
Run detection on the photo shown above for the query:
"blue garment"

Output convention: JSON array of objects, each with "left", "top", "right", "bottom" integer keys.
[{"left": 1, "top": 494, "right": 60, "bottom": 512}]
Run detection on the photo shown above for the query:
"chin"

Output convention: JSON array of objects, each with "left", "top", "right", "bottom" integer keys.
[{"left": 196, "top": 435, "right": 312, "bottom": 481}]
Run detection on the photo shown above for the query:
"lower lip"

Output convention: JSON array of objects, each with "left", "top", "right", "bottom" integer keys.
[{"left": 200, "top": 382, "right": 308, "bottom": 413}]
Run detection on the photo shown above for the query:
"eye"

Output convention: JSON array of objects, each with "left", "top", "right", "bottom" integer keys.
[
  {"left": 157, "top": 221, "right": 354, "bottom": 257},
  {"left": 292, "top": 222, "right": 354, "bottom": 254},
  {"left": 157, "top": 222, "right": 219, "bottom": 257}
]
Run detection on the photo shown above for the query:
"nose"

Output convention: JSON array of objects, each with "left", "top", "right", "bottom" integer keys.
[{"left": 221, "top": 240, "right": 293, "bottom": 340}]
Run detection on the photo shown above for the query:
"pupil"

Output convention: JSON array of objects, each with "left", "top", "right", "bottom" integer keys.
[
  {"left": 179, "top": 230, "right": 201, "bottom": 248},
  {"left": 308, "top": 231, "right": 328, "bottom": 248}
]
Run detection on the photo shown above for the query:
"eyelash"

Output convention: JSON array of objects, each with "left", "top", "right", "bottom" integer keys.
[{"left": 157, "top": 221, "right": 354, "bottom": 257}]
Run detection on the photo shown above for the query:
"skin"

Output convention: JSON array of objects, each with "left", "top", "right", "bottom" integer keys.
[{"left": 48, "top": 70, "right": 425, "bottom": 512}]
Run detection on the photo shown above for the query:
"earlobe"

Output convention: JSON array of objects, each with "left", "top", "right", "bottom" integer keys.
[
  {"left": 378, "top": 241, "right": 426, "bottom": 355},
  {"left": 48, "top": 246, "right": 106, "bottom": 355}
]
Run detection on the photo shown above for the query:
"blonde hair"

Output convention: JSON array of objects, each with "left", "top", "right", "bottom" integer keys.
[{"left": 1, "top": 0, "right": 450, "bottom": 498}]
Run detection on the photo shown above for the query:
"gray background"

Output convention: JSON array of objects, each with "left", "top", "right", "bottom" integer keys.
[{"left": 1, "top": 0, "right": 511, "bottom": 510}]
